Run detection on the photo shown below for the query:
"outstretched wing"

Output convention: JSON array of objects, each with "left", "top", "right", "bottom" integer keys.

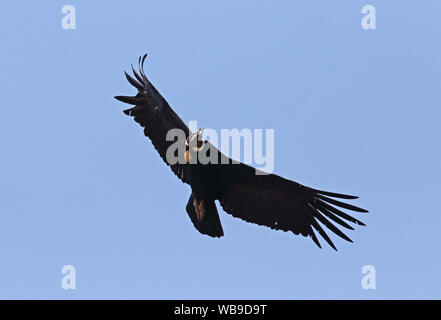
[
  {"left": 217, "top": 162, "right": 368, "bottom": 250},
  {"left": 115, "top": 54, "right": 191, "bottom": 183}
]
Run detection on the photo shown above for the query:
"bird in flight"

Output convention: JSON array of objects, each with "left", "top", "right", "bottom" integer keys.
[{"left": 115, "top": 54, "right": 368, "bottom": 250}]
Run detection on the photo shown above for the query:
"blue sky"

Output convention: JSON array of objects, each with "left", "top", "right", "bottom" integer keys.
[{"left": 0, "top": 1, "right": 440, "bottom": 299}]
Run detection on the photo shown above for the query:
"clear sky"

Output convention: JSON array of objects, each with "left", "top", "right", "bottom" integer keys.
[{"left": 0, "top": 1, "right": 440, "bottom": 299}]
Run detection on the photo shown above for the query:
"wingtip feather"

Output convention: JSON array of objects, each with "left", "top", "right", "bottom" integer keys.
[
  {"left": 124, "top": 71, "right": 143, "bottom": 90},
  {"left": 114, "top": 95, "right": 141, "bottom": 105}
]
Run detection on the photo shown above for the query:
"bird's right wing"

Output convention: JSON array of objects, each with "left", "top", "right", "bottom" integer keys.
[{"left": 115, "top": 55, "right": 191, "bottom": 184}]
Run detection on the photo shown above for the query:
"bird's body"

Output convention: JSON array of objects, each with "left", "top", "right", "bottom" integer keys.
[{"left": 115, "top": 54, "right": 368, "bottom": 250}]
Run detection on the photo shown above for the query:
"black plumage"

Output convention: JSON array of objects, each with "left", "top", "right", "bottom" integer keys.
[{"left": 115, "top": 54, "right": 369, "bottom": 250}]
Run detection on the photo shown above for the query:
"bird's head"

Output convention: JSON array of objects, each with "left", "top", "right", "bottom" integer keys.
[
  {"left": 185, "top": 128, "right": 207, "bottom": 163},
  {"left": 186, "top": 128, "right": 205, "bottom": 151}
]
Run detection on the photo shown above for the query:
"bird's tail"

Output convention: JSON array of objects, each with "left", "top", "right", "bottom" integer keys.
[{"left": 186, "top": 193, "right": 224, "bottom": 238}]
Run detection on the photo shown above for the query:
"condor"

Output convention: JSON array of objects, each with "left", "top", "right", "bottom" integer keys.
[{"left": 115, "top": 54, "right": 369, "bottom": 250}]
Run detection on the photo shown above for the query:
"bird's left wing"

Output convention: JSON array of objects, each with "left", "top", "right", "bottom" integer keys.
[
  {"left": 217, "top": 162, "right": 368, "bottom": 250},
  {"left": 115, "top": 55, "right": 191, "bottom": 184}
]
